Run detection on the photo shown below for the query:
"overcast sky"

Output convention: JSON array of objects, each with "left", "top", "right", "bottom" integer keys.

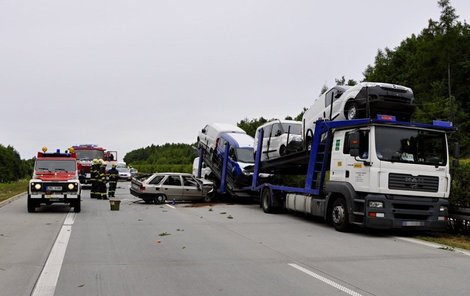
[{"left": 1, "top": 0, "right": 470, "bottom": 161}]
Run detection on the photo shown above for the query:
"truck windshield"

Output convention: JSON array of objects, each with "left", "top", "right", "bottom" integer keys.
[
  {"left": 75, "top": 150, "right": 104, "bottom": 160},
  {"left": 235, "top": 148, "right": 254, "bottom": 163},
  {"left": 375, "top": 126, "right": 447, "bottom": 166},
  {"left": 35, "top": 159, "right": 77, "bottom": 172}
]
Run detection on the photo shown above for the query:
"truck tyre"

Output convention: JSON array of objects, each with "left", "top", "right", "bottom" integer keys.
[
  {"left": 27, "top": 195, "right": 35, "bottom": 213},
  {"left": 331, "top": 198, "right": 350, "bottom": 232},
  {"left": 73, "top": 199, "right": 81, "bottom": 213},
  {"left": 345, "top": 102, "right": 358, "bottom": 120},
  {"left": 154, "top": 194, "right": 166, "bottom": 204},
  {"left": 261, "top": 188, "right": 274, "bottom": 213}
]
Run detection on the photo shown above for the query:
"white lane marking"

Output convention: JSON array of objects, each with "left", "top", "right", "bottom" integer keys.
[
  {"left": 289, "top": 263, "right": 364, "bottom": 296},
  {"left": 31, "top": 212, "right": 76, "bottom": 296},
  {"left": 395, "top": 236, "right": 470, "bottom": 257},
  {"left": 166, "top": 204, "right": 176, "bottom": 209}
]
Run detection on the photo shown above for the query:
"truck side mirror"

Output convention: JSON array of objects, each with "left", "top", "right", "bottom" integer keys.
[{"left": 349, "top": 132, "right": 360, "bottom": 157}]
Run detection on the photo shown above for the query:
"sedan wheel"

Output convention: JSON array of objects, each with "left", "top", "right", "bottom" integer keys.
[{"left": 154, "top": 195, "right": 166, "bottom": 204}]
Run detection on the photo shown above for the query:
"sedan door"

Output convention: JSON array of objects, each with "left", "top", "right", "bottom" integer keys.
[
  {"left": 159, "top": 175, "right": 184, "bottom": 200},
  {"left": 181, "top": 175, "right": 203, "bottom": 201}
]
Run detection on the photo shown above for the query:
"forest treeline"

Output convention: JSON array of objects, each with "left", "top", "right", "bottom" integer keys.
[{"left": 0, "top": 145, "right": 33, "bottom": 182}]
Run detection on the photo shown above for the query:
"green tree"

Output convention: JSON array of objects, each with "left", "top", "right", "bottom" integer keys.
[{"left": 364, "top": 0, "right": 470, "bottom": 155}]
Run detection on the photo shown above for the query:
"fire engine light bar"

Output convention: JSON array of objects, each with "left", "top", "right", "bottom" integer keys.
[
  {"left": 433, "top": 120, "right": 452, "bottom": 128},
  {"left": 377, "top": 114, "right": 396, "bottom": 121}
]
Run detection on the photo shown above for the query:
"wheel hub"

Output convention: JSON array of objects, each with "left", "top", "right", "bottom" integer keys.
[{"left": 332, "top": 205, "right": 345, "bottom": 224}]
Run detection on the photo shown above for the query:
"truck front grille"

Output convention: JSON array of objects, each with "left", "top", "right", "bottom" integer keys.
[{"left": 388, "top": 173, "right": 439, "bottom": 193}]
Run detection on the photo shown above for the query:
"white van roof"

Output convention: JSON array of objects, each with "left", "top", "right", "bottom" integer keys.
[
  {"left": 210, "top": 123, "right": 246, "bottom": 134},
  {"left": 222, "top": 133, "right": 254, "bottom": 148}
]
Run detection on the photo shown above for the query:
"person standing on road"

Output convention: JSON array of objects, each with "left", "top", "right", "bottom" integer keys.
[
  {"left": 98, "top": 160, "right": 108, "bottom": 200},
  {"left": 107, "top": 163, "right": 119, "bottom": 198},
  {"left": 90, "top": 159, "right": 100, "bottom": 199}
]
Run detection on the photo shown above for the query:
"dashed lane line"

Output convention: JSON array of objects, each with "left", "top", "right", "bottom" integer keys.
[
  {"left": 289, "top": 263, "right": 364, "bottom": 296},
  {"left": 31, "top": 212, "right": 76, "bottom": 296}
]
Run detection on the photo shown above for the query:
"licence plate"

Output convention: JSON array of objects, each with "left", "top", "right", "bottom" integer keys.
[
  {"left": 46, "top": 195, "right": 63, "bottom": 200},
  {"left": 47, "top": 186, "right": 62, "bottom": 191},
  {"left": 402, "top": 221, "right": 425, "bottom": 227}
]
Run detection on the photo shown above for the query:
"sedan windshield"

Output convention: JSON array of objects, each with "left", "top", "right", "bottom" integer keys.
[{"left": 375, "top": 126, "right": 447, "bottom": 166}]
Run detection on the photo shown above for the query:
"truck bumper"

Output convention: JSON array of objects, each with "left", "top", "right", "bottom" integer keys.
[{"left": 360, "top": 194, "right": 448, "bottom": 231}]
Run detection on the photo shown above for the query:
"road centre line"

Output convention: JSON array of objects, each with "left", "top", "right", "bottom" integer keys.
[
  {"left": 289, "top": 263, "right": 364, "bottom": 296},
  {"left": 31, "top": 212, "right": 76, "bottom": 296}
]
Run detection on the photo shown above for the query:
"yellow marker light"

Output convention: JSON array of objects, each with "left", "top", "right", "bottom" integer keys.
[
  {"left": 42, "top": 146, "right": 48, "bottom": 153},
  {"left": 68, "top": 147, "right": 75, "bottom": 153}
]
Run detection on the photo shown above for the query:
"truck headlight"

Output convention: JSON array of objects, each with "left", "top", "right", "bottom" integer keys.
[
  {"left": 68, "top": 183, "right": 76, "bottom": 190},
  {"left": 369, "top": 201, "right": 384, "bottom": 208},
  {"left": 34, "top": 183, "right": 42, "bottom": 190}
]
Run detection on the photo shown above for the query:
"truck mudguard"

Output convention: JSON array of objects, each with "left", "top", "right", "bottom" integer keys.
[{"left": 325, "top": 181, "right": 358, "bottom": 219}]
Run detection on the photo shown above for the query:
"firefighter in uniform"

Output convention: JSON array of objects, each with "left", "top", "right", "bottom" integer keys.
[
  {"left": 107, "top": 163, "right": 119, "bottom": 198},
  {"left": 90, "top": 159, "right": 100, "bottom": 199},
  {"left": 97, "top": 159, "right": 108, "bottom": 199}
]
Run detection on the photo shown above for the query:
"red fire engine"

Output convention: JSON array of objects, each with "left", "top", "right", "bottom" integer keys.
[
  {"left": 27, "top": 147, "right": 81, "bottom": 213},
  {"left": 72, "top": 144, "right": 117, "bottom": 186}
]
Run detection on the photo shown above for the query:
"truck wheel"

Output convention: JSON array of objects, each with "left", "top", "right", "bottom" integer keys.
[
  {"left": 154, "top": 194, "right": 166, "bottom": 204},
  {"left": 73, "top": 199, "right": 81, "bottom": 213},
  {"left": 27, "top": 195, "right": 35, "bottom": 213},
  {"left": 261, "top": 188, "right": 274, "bottom": 213},
  {"left": 331, "top": 198, "right": 350, "bottom": 232},
  {"left": 345, "top": 102, "right": 358, "bottom": 120}
]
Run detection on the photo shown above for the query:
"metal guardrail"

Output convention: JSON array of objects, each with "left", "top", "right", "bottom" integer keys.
[{"left": 448, "top": 207, "right": 470, "bottom": 233}]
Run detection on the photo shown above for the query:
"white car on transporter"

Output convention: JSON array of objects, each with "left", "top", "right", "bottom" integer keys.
[{"left": 302, "top": 82, "right": 415, "bottom": 146}]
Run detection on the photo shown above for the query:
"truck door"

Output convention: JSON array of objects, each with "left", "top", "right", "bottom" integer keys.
[{"left": 330, "top": 129, "right": 371, "bottom": 192}]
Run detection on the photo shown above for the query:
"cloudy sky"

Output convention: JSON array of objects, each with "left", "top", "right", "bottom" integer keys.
[{"left": 1, "top": 0, "right": 469, "bottom": 161}]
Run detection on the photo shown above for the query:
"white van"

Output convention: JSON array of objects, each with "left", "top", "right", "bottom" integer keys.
[
  {"left": 254, "top": 119, "right": 303, "bottom": 161},
  {"left": 192, "top": 157, "right": 212, "bottom": 179},
  {"left": 302, "top": 82, "right": 415, "bottom": 143},
  {"left": 197, "top": 123, "right": 246, "bottom": 155}
]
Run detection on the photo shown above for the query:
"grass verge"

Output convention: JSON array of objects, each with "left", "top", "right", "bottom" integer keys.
[
  {"left": 416, "top": 233, "right": 470, "bottom": 250},
  {"left": 0, "top": 180, "right": 28, "bottom": 203}
]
